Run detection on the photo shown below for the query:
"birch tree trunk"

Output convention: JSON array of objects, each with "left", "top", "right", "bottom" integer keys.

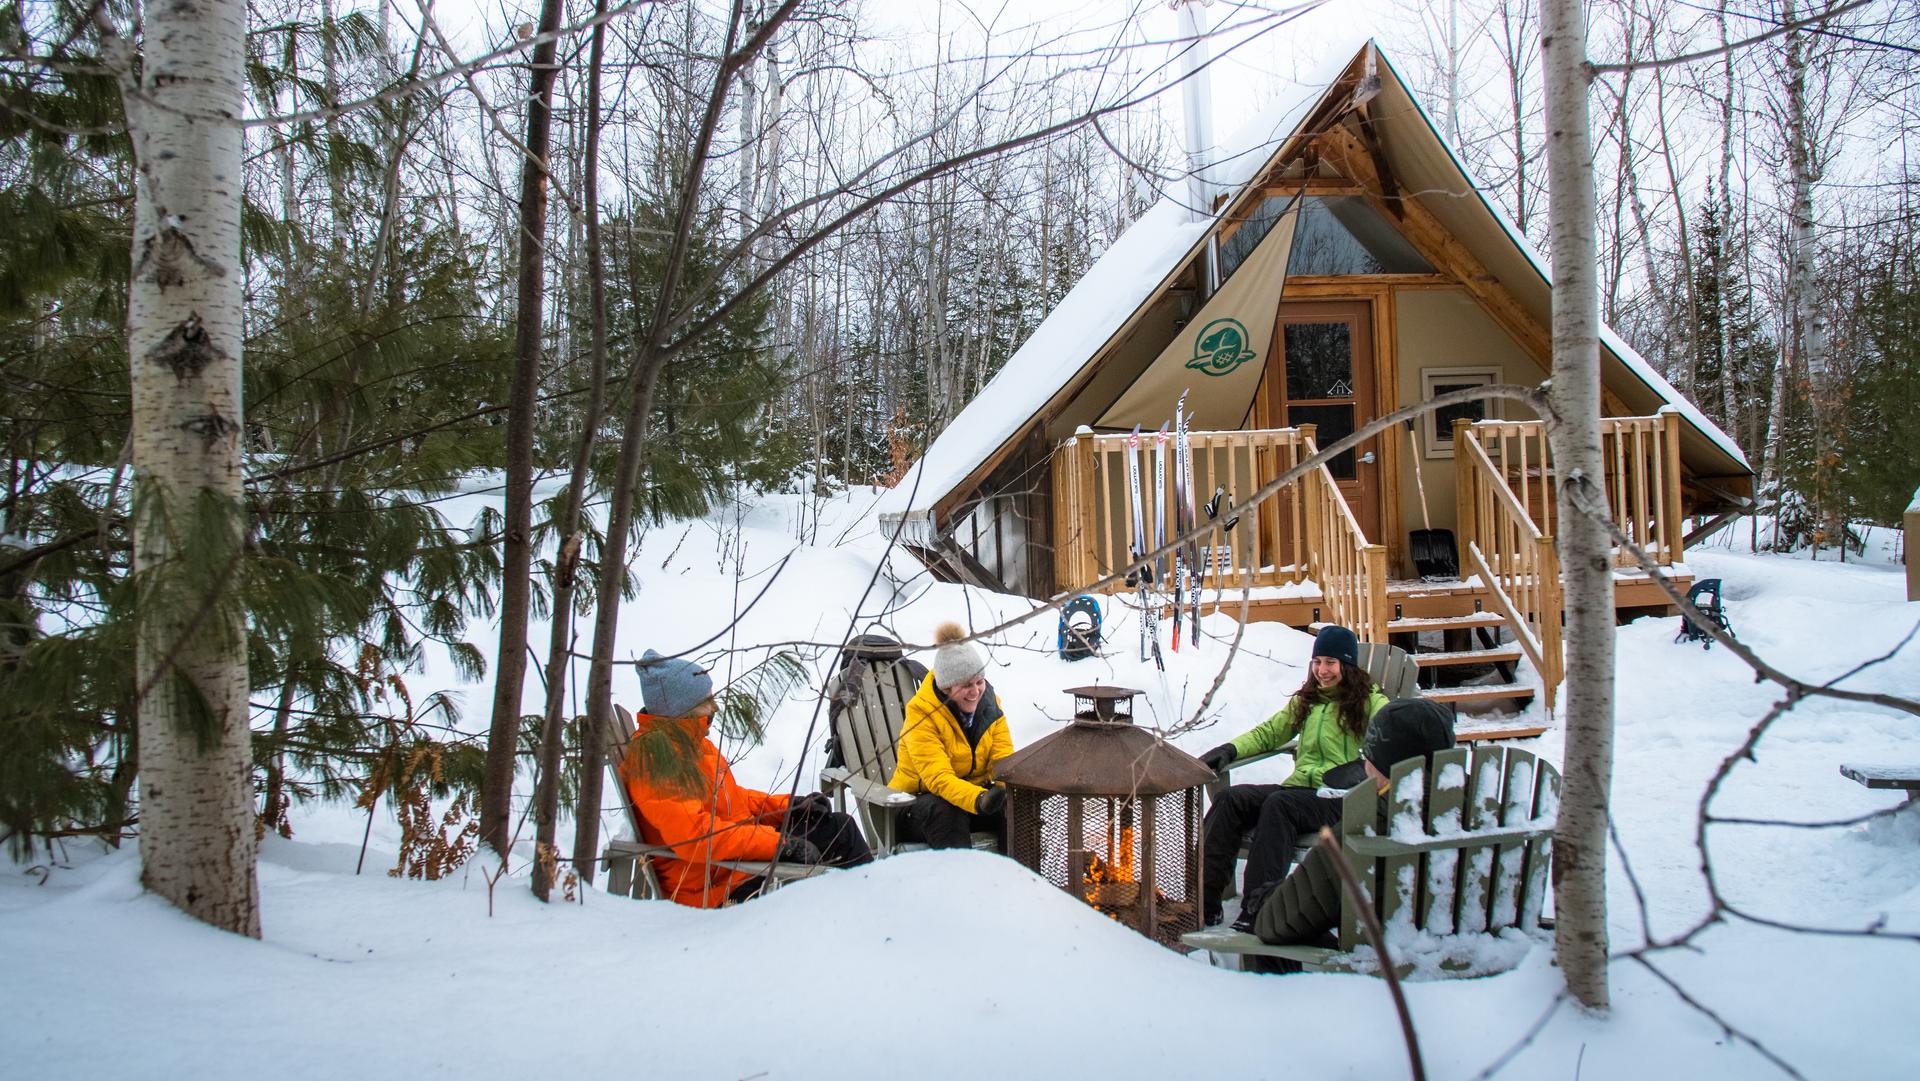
[
  {"left": 481, "top": 0, "right": 568, "bottom": 859},
  {"left": 114, "top": 0, "right": 260, "bottom": 936},
  {"left": 1540, "top": 0, "right": 1614, "bottom": 1010}
]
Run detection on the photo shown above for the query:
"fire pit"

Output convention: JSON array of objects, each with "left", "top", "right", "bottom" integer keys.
[{"left": 994, "top": 687, "right": 1213, "bottom": 948}]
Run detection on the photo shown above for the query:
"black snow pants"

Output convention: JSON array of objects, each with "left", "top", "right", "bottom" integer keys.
[
  {"left": 897, "top": 792, "right": 1008, "bottom": 853},
  {"left": 727, "top": 807, "right": 873, "bottom": 902},
  {"left": 1201, "top": 783, "right": 1344, "bottom": 925}
]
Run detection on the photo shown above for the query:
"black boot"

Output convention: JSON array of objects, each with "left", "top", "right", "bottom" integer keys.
[{"left": 1231, "top": 885, "right": 1272, "bottom": 934}]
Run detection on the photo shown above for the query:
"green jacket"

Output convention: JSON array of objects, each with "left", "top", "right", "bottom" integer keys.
[{"left": 1228, "top": 686, "right": 1388, "bottom": 788}]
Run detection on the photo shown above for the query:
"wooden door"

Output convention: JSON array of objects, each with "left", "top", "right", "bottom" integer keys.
[{"left": 1258, "top": 300, "right": 1381, "bottom": 540}]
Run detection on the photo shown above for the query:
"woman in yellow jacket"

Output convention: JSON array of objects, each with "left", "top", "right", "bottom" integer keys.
[{"left": 888, "top": 622, "right": 1014, "bottom": 852}]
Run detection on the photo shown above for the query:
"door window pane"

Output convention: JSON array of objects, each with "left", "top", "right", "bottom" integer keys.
[
  {"left": 1283, "top": 322, "right": 1353, "bottom": 401},
  {"left": 1288, "top": 404, "right": 1357, "bottom": 479}
]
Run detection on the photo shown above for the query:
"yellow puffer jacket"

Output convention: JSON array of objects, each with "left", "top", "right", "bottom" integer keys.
[{"left": 888, "top": 673, "right": 1014, "bottom": 813}]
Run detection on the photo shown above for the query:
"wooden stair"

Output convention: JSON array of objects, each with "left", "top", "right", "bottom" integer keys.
[{"left": 1390, "top": 611, "right": 1541, "bottom": 722}]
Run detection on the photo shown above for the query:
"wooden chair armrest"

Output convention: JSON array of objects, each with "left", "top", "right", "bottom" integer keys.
[
  {"left": 841, "top": 774, "right": 915, "bottom": 808},
  {"left": 1205, "top": 741, "right": 1297, "bottom": 800},
  {"left": 604, "top": 838, "right": 827, "bottom": 885},
  {"left": 712, "top": 859, "right": 829, "bottom": 882},
  {"left": 604, "top": 838, "right": 668, "bottom": 859},
  {"left": 1179, "top": 927, "right": 1339, "bottom": 967}
]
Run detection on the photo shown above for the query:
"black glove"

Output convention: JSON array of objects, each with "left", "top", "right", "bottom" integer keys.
[
  {"left": 777, "top": 835, "right": 822, "bottom": 864},
  {"left": 1321, "top": 759, "right": 1367, "bottom": 791},
  {"left": 791, "top": 792, "right": 832, "bottom": 819},
  {"left": 1200, "top": 743, "right": 1237, "bottom": 775},
  {"left": 974, "top": 785, "right": 1008, "bottom": 817}
]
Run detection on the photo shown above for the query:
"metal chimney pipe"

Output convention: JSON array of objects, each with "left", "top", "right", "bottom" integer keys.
[{"left": 1171, "top": 1, "right": 1219, "bottom": 290}]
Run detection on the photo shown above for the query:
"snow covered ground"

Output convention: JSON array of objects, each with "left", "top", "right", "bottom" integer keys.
[{"left": 4, "top": 487, "right": 1918, "bottom": 1080}]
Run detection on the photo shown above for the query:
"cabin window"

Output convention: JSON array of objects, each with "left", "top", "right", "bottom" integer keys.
[
  {"left": 1419, "top": 366, "right": 1500, "bottom": 457},
  {"left": 1217, "top": 193, "right": 1293, "bottom": 283},
  {"left": 1286, "top": 196, "right": 1433, "bottom": 276}
]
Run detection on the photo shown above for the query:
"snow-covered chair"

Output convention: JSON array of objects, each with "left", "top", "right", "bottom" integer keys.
[
  {"left": 816, "top": 637, "right": 996, "bottom": 857},
  {"left": 1184, "top": 745, "right": 1560, "bottom": 977},
  {"left": 598, "top": 704, "right": 824, "bottom": 901}
]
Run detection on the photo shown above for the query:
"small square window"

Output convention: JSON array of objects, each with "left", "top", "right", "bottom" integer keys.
[{"left": 1419, "top": 367, "right": 1501, "bottom": 458}]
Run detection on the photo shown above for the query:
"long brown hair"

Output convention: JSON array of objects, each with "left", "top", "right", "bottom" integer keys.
[{"left": 1286, "top": 660, "right": 1375, "bottom": 738}]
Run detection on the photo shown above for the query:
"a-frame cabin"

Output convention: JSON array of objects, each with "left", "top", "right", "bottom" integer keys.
[{"left": 877, "top": 41, "right": 1754, "bottom": 711}]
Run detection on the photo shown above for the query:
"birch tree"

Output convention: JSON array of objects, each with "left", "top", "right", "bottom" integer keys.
[
  {"left": 107, "top": 0, "right": 260, "bottom": 935},
  {"left": 1540, "top": 0, "right": 1614, "bottom": 1010}
]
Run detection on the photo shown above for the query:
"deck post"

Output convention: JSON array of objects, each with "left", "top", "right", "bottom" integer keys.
[
  {"left": 1660, "top": 410, "right": 1684, "bottom": 564},
  {"left": 1453, "top": 419, "right": 1476, "bottom": 558},
  {"left": 1075, "top": 429, "right": 1098, "bottom": 591},
  {"left": 1365, "top": 544, "right": 1391, "bottom": 643},
  {"left": 1537, "top": 533, "right": 1563, "bottom": 710}
]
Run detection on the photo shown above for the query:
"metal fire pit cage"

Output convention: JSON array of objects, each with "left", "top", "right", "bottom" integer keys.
[{"left": 994, "top": 686, "right": 1215, "bottom": 948}]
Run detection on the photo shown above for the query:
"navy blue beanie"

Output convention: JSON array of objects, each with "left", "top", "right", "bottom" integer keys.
[
  {"left": 636, "top": 649, "right": 714, "bottom": 718},
  {"left": 1312, "top": 625, "right": 1360, "bottom": 669}
]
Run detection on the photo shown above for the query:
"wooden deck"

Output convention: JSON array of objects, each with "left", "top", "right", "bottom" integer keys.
[{"left": 1195, "top": 571, "right": 1691, "bottom": 629}]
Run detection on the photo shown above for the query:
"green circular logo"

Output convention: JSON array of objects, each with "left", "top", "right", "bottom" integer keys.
[{"left": 1186, "top": 317, "right": 1257, "bottom": 377}]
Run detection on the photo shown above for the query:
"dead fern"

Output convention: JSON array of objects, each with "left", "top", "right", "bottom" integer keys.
[{"left": 877, "top": 407, "right": 916, "bottom": 488}]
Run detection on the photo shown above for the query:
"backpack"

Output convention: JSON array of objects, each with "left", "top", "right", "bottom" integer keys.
[{"left": 1058, "top": 595, "right": 1102, "bottom": 661}]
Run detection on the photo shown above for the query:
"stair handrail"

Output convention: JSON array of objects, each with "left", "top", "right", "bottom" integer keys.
[
  {"left": 1299, "top": 429, "right": 1391, "bottom": 644},
  {"left": 1456, "top": 427, "right": 1563, "bottom": 708}
]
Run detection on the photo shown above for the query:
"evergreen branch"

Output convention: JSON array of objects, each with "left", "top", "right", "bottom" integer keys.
[{"left": 242, "top": 385, "right": 587, "bottom": 486}]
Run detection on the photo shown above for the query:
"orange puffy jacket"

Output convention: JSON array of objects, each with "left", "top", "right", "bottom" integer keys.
[{"left": 617, "top": 711, "right": 791, "bottom": 908}]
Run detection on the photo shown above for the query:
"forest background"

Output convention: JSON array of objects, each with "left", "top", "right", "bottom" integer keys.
[{"left": 3, "top": 0, "right": 1917, "bottom": 946}]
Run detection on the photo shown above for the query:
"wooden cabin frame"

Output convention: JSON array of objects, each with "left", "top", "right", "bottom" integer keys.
[{"left": 879, "top": 42, "right": 1754, "bottom": 706}]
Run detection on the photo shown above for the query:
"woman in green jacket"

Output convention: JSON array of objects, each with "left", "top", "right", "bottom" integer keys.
[{"left": 1196, "top": 625, "right": 1388, "bottom": 929}]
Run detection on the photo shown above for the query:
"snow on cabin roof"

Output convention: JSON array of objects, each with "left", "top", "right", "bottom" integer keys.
[{"left": 874, "top": 44, "right": 1363, "bottom": 520}]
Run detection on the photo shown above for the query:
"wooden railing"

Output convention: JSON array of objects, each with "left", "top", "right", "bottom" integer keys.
[
  {"left": 1053, "top": 426, "right": 1309, "bottom": 595},
  {"left": 1454, "top": 411, "right": 1686, "bottom": 567},
  {"left": 1051, "top": 425, "right": 1388, "bottom": 641},
  {"left": 1298, "top": 432, "right": 1392, "bottom": 645},
  {"left": 1455, "top": 428, "right": 1563, "bottom": 709}
]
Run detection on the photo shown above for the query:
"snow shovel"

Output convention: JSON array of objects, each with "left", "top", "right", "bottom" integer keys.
[{"left": 1407, "top": 421, "right": 1459, "bottom": 579}]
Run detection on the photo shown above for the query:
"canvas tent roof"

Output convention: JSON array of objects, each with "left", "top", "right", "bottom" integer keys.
[{"left": 877, "top": 39, "right": 1751, "bottom": 527}]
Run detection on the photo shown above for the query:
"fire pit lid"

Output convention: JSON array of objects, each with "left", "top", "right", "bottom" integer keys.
[{"left": 994, "top": 721, "right": 1215, "bottom": 796}]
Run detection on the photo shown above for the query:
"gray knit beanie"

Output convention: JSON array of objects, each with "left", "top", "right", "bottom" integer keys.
[
  {"left": 930, "top": 622, "right": 986, "bottom": 689},
  {"left": 636, "top": 648, "right": 713, "bottom": 718}
]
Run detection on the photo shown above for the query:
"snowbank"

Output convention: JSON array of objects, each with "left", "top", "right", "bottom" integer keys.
[{"left": 6, "top": 493, "right": 1918, "bottom": 1079}]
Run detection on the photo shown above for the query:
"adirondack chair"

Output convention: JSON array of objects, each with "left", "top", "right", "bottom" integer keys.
[
  {"left": 817, "top": 650, "right": 996, "bottom": 857},
  {"left": 1183, "top": 745, "right": 1560, "bottom": 977},
  {"left": 598, "top": 704, "right": 825, "bottom": 901},
  {"left": 1207, "top": 641, "right": 1421, "bottom": 800}
]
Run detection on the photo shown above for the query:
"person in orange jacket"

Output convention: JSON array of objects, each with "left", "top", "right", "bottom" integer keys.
[{"left": 619, "top": 649, "right": 870, "bottom": 907}]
